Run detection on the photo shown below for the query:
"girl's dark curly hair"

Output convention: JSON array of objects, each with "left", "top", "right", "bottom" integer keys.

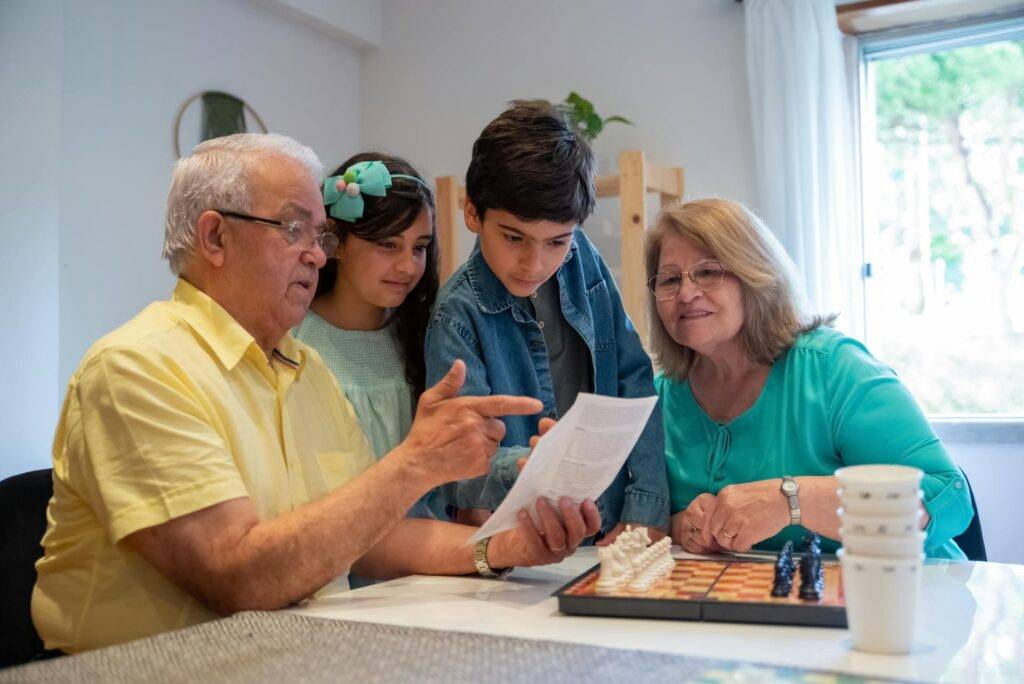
[{"left": 315, "top": 152, "right": 438, "bottom": 397}]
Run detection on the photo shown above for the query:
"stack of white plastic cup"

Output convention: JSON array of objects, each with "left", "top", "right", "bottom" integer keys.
[{"left": 835, "top": 464, "right": 925, "bottom": 655}]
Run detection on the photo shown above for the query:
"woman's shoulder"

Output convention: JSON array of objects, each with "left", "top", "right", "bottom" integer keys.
[
  {"left": 786, "top": 325, "right": 891, "bottom": 383},
  {"left": 789, "top": 325, "right": 871, "bottom": 361},
  {"left": 654, "top": 371, "right": 689, "bottom": 398},
  {"left": 790, "top": 324, "right": 849, "bottom": 354}
]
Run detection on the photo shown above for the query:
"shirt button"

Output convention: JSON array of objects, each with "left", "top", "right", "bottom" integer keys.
[
  {"left": 955, "top": 481, "right": 963, "bottom": 489},
  {"left": 531, "top": 340, "right": 543, "bottom": 350},
  {"left": 538, "top": 320, "right": 545, "bottom": 330},
  {"left": 531, "top": 292, "right": 538, "bottom": 299}
]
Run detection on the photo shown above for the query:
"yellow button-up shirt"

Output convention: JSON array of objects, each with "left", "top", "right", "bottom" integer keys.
[{"left": 32, "top": 279, "right": 376, "bottom": 653}]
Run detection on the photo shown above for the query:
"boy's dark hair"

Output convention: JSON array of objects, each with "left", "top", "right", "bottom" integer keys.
[
  {"left": 315, "top": 152, "right": 438, "bottom": 397},
  {"left": 466, "top": 99, "right": 597, "bottom": 224}
]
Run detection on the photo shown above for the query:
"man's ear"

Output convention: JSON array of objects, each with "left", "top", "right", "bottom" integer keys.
[
  {"left": 463, "top": 201, "right": 482, "bottom": 235},
  {"left": 195, "top": 210, "right": 227, "bottom": 267}
]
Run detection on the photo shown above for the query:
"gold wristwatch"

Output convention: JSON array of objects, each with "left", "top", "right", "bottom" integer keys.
[{"left": 473, "top": 536, "right": 513, "bottom": 579}]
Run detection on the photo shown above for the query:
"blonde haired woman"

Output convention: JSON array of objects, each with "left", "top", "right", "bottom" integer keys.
[{"left": 646, "top": 199, "right": 972, "bottom": 559}]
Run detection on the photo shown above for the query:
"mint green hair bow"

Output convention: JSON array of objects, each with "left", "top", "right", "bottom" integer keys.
[{"left": 323, "top": 160, "right": 427, "bottom": 223}]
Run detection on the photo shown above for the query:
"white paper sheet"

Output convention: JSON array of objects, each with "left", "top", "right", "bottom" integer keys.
[{"left": 468, "top": 393, "right": 658, "bottom": 544}]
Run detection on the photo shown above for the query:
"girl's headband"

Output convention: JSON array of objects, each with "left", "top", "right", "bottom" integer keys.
[{"left": 323, "top": 160, "right": 429, "bottom": 223}]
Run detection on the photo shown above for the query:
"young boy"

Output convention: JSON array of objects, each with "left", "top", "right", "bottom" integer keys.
[{"left": 424, "top": 100, "right": 669, "bottom": 542}]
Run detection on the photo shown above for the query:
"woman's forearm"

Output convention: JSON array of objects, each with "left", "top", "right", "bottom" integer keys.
[{"left": 794, "top": 476, "right": 841, "bottom": 541}]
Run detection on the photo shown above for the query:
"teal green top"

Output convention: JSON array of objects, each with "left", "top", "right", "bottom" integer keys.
[
  {"left": 655, "top": 327, "right": 973, "bottom": 560},
  {"left": 293, "top": 310, "right": 436, "bottom": 519}
]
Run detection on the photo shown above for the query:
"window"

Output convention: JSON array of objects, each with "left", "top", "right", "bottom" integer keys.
[{"left": 859, "top": 16, "right": 1024, "bottom": 429}]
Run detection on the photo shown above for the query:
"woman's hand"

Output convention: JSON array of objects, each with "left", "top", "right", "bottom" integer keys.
[
  {"left": 670, "top": 494, "right": 725, "bottom": 554},
  {"left": 707, "top": 480, "right": 790, "bottom": 552}
]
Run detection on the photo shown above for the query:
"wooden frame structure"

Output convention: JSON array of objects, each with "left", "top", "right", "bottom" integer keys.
[{"left": 435, "top": 150, "right": 684, "bottom": 344}]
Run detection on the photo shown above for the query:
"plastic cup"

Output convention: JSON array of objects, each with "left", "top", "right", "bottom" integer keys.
[
  {"left": 839, "top": 548, "right": 923, "bottom": 655},
  {"left": 835, "top": 464, "right": 923, "bottom": 499},
  {"left": 838, "top": 508, "right": 922, "bottom": 537},
  {"left": 839, "top": 529, "right": 925, "bottom": 559},
  {"left": 839, "top": 487, "right": 922, "bottom": 515}
]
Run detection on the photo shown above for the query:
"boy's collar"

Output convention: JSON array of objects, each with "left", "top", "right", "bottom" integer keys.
[{"left": 466, "top": 236, "right": 578, "bottom": 315}]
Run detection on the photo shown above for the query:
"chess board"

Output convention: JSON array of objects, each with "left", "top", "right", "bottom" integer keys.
[{"left": 555, "top": 558, "right": 846, "bottom": 628}]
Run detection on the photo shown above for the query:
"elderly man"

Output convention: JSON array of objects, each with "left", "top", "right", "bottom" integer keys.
[{"left": 32, "top": 133, "right": 600, "bottom": 653}]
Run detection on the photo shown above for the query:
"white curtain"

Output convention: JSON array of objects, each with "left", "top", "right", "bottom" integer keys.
[{"left": 745, "top": 0, "right": 862, "bottom": 335}]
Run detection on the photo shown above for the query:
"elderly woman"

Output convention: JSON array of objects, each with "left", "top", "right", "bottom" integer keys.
[{"left": 646, "top": 199, "right": 972, "bottom": 559}]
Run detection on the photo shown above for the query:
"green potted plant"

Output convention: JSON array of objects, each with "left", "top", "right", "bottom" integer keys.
[{"left": 557, "top": 92, "right": 633, "bottom": 143}]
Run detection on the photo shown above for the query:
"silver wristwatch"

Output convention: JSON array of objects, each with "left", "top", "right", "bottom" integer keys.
[
  {"left": 473, "top": 536, "right": 512, "bottom": 579},
  {"left": 780, "top": 476, "right": 801, "bottom": 526}
]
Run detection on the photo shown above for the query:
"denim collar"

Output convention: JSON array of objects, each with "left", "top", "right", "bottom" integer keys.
[{"left": 466, "top": 236, "right": 579, "bottom": 316}]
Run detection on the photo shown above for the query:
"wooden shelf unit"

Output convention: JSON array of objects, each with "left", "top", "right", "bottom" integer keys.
[{"left": 435, "top": 150, "right": 684, "bottom": 344}]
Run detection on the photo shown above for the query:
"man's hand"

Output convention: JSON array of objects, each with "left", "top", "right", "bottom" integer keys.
[
  {"left": 671, "top": 493, "right": 726, "bottom": 555},
  {"left": 397, "top": 360, "right": 542, "bottom": 488},
  {"left": 487, "top": 497, "right": 601, "bottom": 569},
  {"left": 595, "top": 523, "right": 667, "bottom": 547},
  {"left": 707, "top": 480, "right": 790, "bottom": 553}
]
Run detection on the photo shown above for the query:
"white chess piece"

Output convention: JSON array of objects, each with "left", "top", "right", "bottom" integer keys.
[
  {"left": 596, "top": 547, "right": 617, "bottom": 591},
  {"left": 611, "top": 545, "right": 631, "bottom": 583}
]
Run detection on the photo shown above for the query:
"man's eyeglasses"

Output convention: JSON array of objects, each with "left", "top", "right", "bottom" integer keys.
[
  {"left": 647, "top": 261, "right": 728, "bottom": 301},
  {"left": 216, "top": 210, "right": 339, "bottom": 256}
]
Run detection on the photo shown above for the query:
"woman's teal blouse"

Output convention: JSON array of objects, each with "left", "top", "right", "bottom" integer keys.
[{"left": 655, "top": 327, "right": 972, "bottom": 559}]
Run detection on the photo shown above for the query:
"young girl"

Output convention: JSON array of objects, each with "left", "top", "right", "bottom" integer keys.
[{"left": 294, "top": 152, "right": 439, "bottom": 518}]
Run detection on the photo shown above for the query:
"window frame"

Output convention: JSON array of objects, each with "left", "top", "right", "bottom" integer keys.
[{"left": 856, "top": 12, "right": 1024, "bottom": 442}]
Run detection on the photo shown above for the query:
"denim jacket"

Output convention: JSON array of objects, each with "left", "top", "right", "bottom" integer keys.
[{"left": 424, "top": 231, "right": 670, "bottom": 534}]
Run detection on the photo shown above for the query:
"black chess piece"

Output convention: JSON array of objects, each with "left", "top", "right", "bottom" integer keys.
[
  {"left": 803, "top": 533, "right": 821, "bottom": 556},
  {"left": 798, "top": 535, "right": 824, "bottom": 600},
  {"left": 771, "top": 541, "right": 796, "bottom": 597}
]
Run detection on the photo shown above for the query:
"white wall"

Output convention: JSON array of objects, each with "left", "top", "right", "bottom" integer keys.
[
  {"left": 251, "top": 0, "right": 383, "bottom": 48},
  {"left": 361, "top": 0, "right": 756, "bottom": 264},
  {"left": 1, "top": 2, "right": 62, "bottom": 479},
  {"left": 58, "top": 0, "right": 363, "bottom": 390},
  {"left": 1, "top": 0, "right": 363, "bottom": 479},
  {"left": 947, "top": 442, "right": 1024, "bottom": 565}
]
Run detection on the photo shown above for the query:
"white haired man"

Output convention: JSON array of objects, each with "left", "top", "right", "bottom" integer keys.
[{"left": 32, "top": 134, "right": 600, "bottom": 653}]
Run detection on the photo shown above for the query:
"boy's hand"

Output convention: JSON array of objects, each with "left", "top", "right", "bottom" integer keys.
[
  {"left": 399, "top": 360, "right": 542, "bottom": 488},
  {"left": 595, "top": 523, "right": 667, "bottom": 547},
  {"left": 455, "top": 508, "right": 492, "bottom": 526},
  {"left": 517, "top": 417, "right": 558, "bottom": 472}
]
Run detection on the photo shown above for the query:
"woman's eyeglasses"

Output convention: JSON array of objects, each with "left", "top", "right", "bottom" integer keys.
[{"left": 647, "top": 261, "right": 727, "bottom": 301}]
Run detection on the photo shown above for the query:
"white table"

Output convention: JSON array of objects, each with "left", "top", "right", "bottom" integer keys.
[{"left": 291, "top": 548, "right": 1024, "bottom": 682}]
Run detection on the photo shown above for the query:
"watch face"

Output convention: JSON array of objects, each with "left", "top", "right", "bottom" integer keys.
[{"left": 782, "top": 481, "right": 798, "bottom": 495}]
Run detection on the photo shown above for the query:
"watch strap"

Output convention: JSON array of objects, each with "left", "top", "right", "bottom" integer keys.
[
  {"left": 782, "top": 476, "right": 801, "bottom": 526},
  {"left": 473, "top": 536, "right": 512, "bottom": 579}
]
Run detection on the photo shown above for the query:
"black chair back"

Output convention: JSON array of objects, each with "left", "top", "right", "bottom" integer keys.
[
  {"left": 0, "top": 468, "right": 53, "bottom": 667},
  {"left": 954, "top": 471, "right": 987, "bottom": 562}
]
